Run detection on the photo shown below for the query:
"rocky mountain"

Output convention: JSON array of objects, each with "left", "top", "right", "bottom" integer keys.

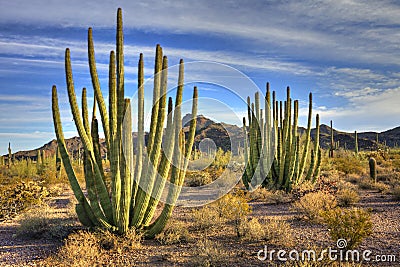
[{"left": 5, "top": 116, "right": 400, "bottom": 160}]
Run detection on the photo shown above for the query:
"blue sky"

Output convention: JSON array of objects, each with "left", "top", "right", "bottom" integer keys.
[{"left": 0, "top": 0, "right": 400, "bottom": 154}]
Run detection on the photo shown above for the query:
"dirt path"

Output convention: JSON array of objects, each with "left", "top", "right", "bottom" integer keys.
[
  {"left": 0, "top": 186, "right": 399, "bottom": 266},
  {"left": 0, "top": 189, "right": 74, "bottom": 267}
]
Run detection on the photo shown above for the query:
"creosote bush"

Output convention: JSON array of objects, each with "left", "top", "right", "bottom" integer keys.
[
  {"left": 0, "top": 181, "right": 49, "bottom": 222},
  {"left": 237, "top": 217, "right": 294, "bottom": 246},
  {"left": 192, "top": 239, "right": 231, "bottom": 267},
  {"left": 292, "top": 191, "right": 337, "bottom": 223},
  {"left": 185, "top": 171, "right": 213, "bottom": 187},
  {"left": 191, "top": 192, "right": 251, "bottom": 231},
  {"left": 17, "top": 205, "right": 73, "bottom": 240},
  {"left": 392, "top": 185, "right": 400, "bottom": 200},
  {"left": 336, "top": 188, "right": 360, "bottom": 207},
  {"left": 42, "top": 229, "right": 142, "bottom": 266},
  {"left": 156, "top": 219, "right": 190, "bottom": 244},
  {"left": 249, "top": 188, "right": 291, "bottom": 204},
  {"left": 321, "top": 208, "right": 373, "bottom": 249}
]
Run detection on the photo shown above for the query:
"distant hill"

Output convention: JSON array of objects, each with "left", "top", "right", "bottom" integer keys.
[{"left": 5, "top": 116, "right": 400, "bottom": 160}]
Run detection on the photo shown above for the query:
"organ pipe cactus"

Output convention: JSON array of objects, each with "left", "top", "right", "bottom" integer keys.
[
  {"left": 56, "top": 145, "right": 62, "bottom": 179},
  {"left": 51, "top": 8, "right": 198, "bottom": 237},
  {"left": 242, "top": 83, "right": 321, "bottom": 192}
]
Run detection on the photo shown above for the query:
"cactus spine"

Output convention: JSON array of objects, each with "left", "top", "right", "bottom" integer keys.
[
  {"left": 242, "top": 83, "right": 321, "bottom": 192},
  {"left": 51, "top": 8, "right": 198, "bottom": 236},
  {"left": 369, "top": 157, "right": 377, "bottom": 183}
]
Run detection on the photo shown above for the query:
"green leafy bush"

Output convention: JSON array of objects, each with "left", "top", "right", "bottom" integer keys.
[{"left": 321, "top": 208, "right": 373, "bottom": 249}]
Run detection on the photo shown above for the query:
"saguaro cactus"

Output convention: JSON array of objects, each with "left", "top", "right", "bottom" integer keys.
[
  {"left": 355, "top": 131, "right": 359, "bottom": 155},
  {"left": 329, "top": 120, "right": 334, "bottom": 158},
  {"left": 51, "top": 8, "right": 198, "bottom": 237},
  {"left": 242, "top": 83, "right": 321, "bottom": 192},
  {"left": 369, "top": 157, "right": 377, "bottom": 183},
  {"left": 8, "top": 142, "right": 12, "bottom": 168}
]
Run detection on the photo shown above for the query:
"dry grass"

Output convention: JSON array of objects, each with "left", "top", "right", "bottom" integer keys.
[
  {"left": 336, "top": 188, "right": 360, "bottom": 207},
  {"left": 17, "top": 204, "right": 73, "bottom": 240},
  {"left": 249, "top": 188, "right": 291, "bottom": 204},
  {"left": 156, "top": 219, "right": 191, "bottom": 244},
  {"left": 191, "top": 238, "right": 231, "bottom": 267},
  {"left": 292, "top": 191, "right": 337, "bottom": 223},
  {"left": 41, "top": 228, "right": 142, "bottom": 266}
]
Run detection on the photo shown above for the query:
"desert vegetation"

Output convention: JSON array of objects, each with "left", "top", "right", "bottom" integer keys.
[{"left": 1, "top": 8, "right": 399, "bottom": 267}]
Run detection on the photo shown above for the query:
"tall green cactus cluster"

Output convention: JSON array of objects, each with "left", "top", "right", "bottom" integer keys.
[
  {"left": 51, "top": 8, "right": 198, "bottom": 237},
  {"left": 242, "top": 83, "right": 321, "bottom": 192}
]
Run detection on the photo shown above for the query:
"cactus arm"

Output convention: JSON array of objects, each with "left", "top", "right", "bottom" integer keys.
[
  {"left": 298, "top": 92, "right": 313, "bottom": 178},
  {"left": 145, "top": 86, "right": 198, "bottom": 238},
  {"left": 132, "top": 53, "right": 145, "bottom": 200},
  {"left": 132, "top": 56, "right": 168, "bottom": 227},
  {"left": 52, "top": 85, "right": 112, "bottom": 229},
  {"left": 108, "top": 50, "right": 120, "bottom": 225},
  {"left": 88, "top": 27, "right": 110, "bottom": 151},
  {"left": 306, "top": 114, "right": 320, "bottom": 181},
  {"left": 312, "top": 148, "right": 321, "bottom": 183},
  {"left": 65, "top": 48, "right": 113, "bottom": 224},
  {"left": 142, "top": 97, "right": 175, "bottom": 225},
  {"left": 146, "top": 44, "right": 163, "bottom": 153},
  {"left": 312, "top": 114, "right": 321, "bottom": 183},
  {"left": 118, "top": 99, "right": 133, "bottom": 234},
  {"left": 65, "top": 48, "right": 93, "bottom": 152},
  {"left": 241, "top": 118, "right": 251, "bottom": 189}
]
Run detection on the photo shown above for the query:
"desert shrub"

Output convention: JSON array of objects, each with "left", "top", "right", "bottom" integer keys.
[
  {"left": 321, "top": 208, "right": 372, "bottom": 249},
  {"left": 263, "top": 218, "right": 294, "bottom": 247},
  {"left": 156, "top": 219, "right": 190, "bottom": 244},
  {"left": 332, "top": 156, "right": 365, "bottom": 175},
  {"left": 212, "top": 192, "right": 251, "bottom": 221},
  {"left": 42, "top": 230, "right": 102, "bottom": 266},
  {"left": 345, "top": 173, "right": 362, "bottom": 184},
  {"left": 292, "top": 191, "right": 337, "bottom": 223},
  {"left": 238, "top": 217, "right": 294, "bottom": 246},
  {"left": 17, "top": 205, "right": 72, "bottom": 240},
  {"left": 236, "top": 217, "right": 264, "bottom": 240},
  {"left": 191, "top": 206, "right": 223, "bottom": 231},
  {"left": 0, "top": 180, "right": 49, "bottom": 221},
  {"left": 392, "top": 186, "right": 400, "bottom": 200},
  {"left": 249, "top": 188, "right": 291, "bottom": 204},
  {"left": 186, "top": 171, "right": 213, "bottom": 187},
  {"left": 336, "top": 189, "right": 360, "bottom": 207},
  {"left": 358, "top": 179, "right": 390, "bottom": 192},
  {"left": 212, "top": 148, "right": 231, "bottom": 169},
  {"left": 96, "top": 228, "right": 141, "bottom": 252},
  {"left": 42, "top": 228, "right": 142, "bottom": 266},
  {"left": 191, "top": 192, "right": 251, "bottom": 232},
  {"left": 192, "top": 239, "right": 231, "bottom": 267}
]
